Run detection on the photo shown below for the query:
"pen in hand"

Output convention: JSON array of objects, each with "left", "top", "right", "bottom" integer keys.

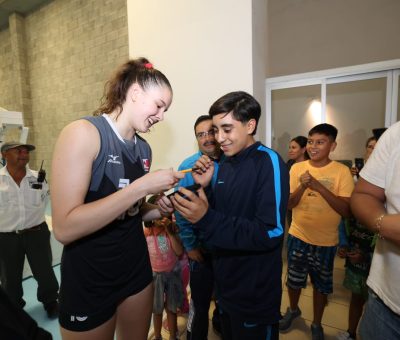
[
  {"left": 179, "top": 156, "right": 216, "bottom": 174},
  {"left": 180, "top": 167, "right": 201, "bottom": 174}
]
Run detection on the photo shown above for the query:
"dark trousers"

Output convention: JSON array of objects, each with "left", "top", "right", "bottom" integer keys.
[
  {"left": 219, "top": 307, "right": 279, "bottom": 340},
  {"left": 187, "top": 254, "right": 214, "bottom": 340},
  {"left": 0, "top": 286, "right": 52, "bottom": 339},
  {"left": 0, "top": 222, "right": 59, "bottom": 308}
]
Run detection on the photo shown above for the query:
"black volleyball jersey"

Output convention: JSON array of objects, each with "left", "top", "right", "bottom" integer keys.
[{"left": 59, "top": 115, "right": 153, "bottom": 316}]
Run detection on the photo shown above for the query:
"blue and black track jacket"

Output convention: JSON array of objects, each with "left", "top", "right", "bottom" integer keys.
[{"left": 196, "top": 141, "right": 289, "bottom": 323}]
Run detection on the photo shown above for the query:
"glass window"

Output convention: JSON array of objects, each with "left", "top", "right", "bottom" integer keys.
[
  {"left": 326, "top": 78, "right": 386, "bottom": 162},
  {"left": 271, "top": 85, "right": 320, "bottom": 161},
  {"left": 397, "top": 76, "right": 400, "bottom": 122}
]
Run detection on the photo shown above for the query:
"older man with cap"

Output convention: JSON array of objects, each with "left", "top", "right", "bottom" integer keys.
[{"left": 0, "top": 141, "right": 59, "bottom": 318}]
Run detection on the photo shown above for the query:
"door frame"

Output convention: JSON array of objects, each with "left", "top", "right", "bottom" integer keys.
[{"left": 265, "top": 59, "right": 400, "bottom": 147}]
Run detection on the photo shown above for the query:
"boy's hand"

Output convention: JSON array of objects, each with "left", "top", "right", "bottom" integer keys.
[
  {"left": 171, "top": 187, "right": 209, "bottom": 223},
  {"left": 187, "top": 248, "right": 204, "bottom": 262},
  {"left": 308, "top": 175, "right": 324, "bottom": 192},
  {"left": 337, "top": 246, "right": 348, "bottom": 258},
  {"left": 347, "top": 249, "right": 364, "bottom": 264},
  {"left": 351, "top": 166, "right": 359, "bottom": 177},
  {"left": 301, "top": 170, "right": 325, "bottom": 192},
  {"left": 300, "top": 170, "right": 322, "bottom": 189},
  {"left": 300, "top": 170, "right": 312, "bottom": 188},
  {"left": 192, "top": 155, "right": 214, "bottom": 188}
]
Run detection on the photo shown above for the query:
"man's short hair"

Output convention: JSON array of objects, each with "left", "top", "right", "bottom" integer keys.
[
  {"left": 308, "top": 123, "right": 338, "bottom": 141},
  {"left": 208, "top": 91, "right": 261, "bottom": 135},
  {"left": 194, "top": 115, "right": 212, "bottom": 132}
]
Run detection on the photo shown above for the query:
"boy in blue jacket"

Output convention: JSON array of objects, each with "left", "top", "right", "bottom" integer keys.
[{"left": 171, "top": 91, "right": 289, "bottom": 340}]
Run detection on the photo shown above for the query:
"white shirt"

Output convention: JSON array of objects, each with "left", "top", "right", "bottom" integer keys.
[
  {"left": 0, "top": 165, "right": 49, "bottom": 232},
  {"left": 360, "top": 121, "right": 400, "bottom": 315}
]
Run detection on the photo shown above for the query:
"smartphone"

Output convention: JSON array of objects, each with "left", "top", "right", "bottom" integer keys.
[
  {"left": 354, "top": 158, "right": 364, "bottom": 172},
  {"left": 167, "top": 183, "right": 201, "bottom": 200}
]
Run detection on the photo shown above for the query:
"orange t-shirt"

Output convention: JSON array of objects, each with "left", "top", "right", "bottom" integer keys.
[{"left": 289, "top": 160, "right": 354, "bottom": 246}]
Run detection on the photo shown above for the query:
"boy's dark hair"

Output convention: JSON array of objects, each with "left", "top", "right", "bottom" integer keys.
[
  {"left": 208, "top": 91, "right": 261, "bottom": 135},
  {"left": 194, "top": 115, "right": 211, "bottom": 132},
  {"left": 308, "top": 123, "right": 338, "bottom": 141}
]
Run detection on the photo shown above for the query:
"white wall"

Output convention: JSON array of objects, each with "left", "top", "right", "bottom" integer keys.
[
  {"left": 267, "top": 0, "right": 400, "bottom": 77},
  {"left": 252, "top": 0, "right": 268, "bottom": 146},
  {"left": 127, "top": 0, "right": 254, "bottom": 170}
]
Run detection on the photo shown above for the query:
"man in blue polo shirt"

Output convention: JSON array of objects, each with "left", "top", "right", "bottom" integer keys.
[{"left": 175, "top": 115, "right": 222, "bottom": 339}]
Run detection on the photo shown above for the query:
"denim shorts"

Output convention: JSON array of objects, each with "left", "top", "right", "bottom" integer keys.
[
  {"left": 286, "top": 235, "right": 336, "bottom": 294},
  {"left": 153, "top": 262, "right": 183, "bottom": 314},
  {"left": 360, "top": 289, "right": 400, "bottom": 340}
]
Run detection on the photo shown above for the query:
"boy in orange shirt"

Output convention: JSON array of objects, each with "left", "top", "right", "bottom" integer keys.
[{"left": 279, "top": 124, "right": 354, "bottom": 340}]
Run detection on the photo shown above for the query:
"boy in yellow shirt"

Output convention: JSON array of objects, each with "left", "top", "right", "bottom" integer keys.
[{"left": 279, "top": 124, "right": 354, "bottom": 340}]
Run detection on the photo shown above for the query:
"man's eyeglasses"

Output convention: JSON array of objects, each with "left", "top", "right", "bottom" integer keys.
[
  {"left": 196, "top": 130, "right": 215, "bottom": 139},
  {"left": 9, "top": 147, "right": 30, "bottom": 154}
]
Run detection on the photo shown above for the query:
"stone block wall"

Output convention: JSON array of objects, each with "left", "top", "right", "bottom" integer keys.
[
  {"left": 0, "top": 29, "right": 14, "bottom": 109},
  {"left": 0, "top": 0, "right": 129, "bottom": 176}
]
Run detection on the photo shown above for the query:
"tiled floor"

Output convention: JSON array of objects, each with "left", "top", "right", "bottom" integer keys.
[
  {"left": 279, "top": 256, "right": 350, "bottom": 340},
  {"left": 23, "top": 216, "right": 351, "bottom": 340},
  {"left": 149, "top": 255, "right": 351, "bottom": 340}
]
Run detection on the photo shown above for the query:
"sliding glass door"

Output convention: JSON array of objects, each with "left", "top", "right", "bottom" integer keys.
[{"left": 266, "top": 61, "right": 400, "bottom": 162}]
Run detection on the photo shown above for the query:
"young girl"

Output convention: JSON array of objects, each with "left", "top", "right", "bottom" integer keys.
[
  {"left": 51, "top": 58, "right": 183, "bottom": 340},
  {"left": 144, "top": 196, "right": 184, "bottom": 340},
  {"left": 286, "top": 135, "right": 309, "bottom": 227}
]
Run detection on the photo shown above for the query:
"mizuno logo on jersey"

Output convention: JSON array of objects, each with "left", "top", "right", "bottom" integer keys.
[{"left": 107, "top": 154, "right": 121, "bottom": 164}]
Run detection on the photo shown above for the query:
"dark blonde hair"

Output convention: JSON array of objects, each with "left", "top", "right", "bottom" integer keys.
[{"left": 94, "top": 57, "right": 172, "bottom": 117}]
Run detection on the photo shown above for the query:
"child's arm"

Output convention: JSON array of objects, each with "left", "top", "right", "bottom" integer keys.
[
  {"left": 288, "top": 170, "right": 313, "bottom": 209},
  {"left": 337, "top": 219, "right": 349, "bottom": 258},
  {"left": 288, "top": 184, "right": 307, "bottom": 209},
  {"left": 307, "top": 173, "right": 352, "bottom": 217},
  {"left": 166, "top": 222, "right": 184, "bottom": 257},
  {"left": 338, "top": 219, "right": 349, "bottom": 247}
]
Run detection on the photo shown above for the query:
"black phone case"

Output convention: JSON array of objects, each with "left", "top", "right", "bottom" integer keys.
[
  {"left": 354, "top": 158, "right": 364, "bottom": 170},
  {"left": 167, "top": 183, "right": 201, "bottom": 199}
]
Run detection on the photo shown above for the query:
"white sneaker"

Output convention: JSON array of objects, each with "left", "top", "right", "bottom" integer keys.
[{"left": 336, "top": 331, "right": 355, "bottom": 340}]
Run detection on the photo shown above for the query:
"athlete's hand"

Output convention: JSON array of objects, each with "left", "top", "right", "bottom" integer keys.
[
  {"left": 157, "top": 194, "right": 175, "bottom": 215},
  {"left": 142, "top": 169, "right": 184, "bottom": 195}
]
